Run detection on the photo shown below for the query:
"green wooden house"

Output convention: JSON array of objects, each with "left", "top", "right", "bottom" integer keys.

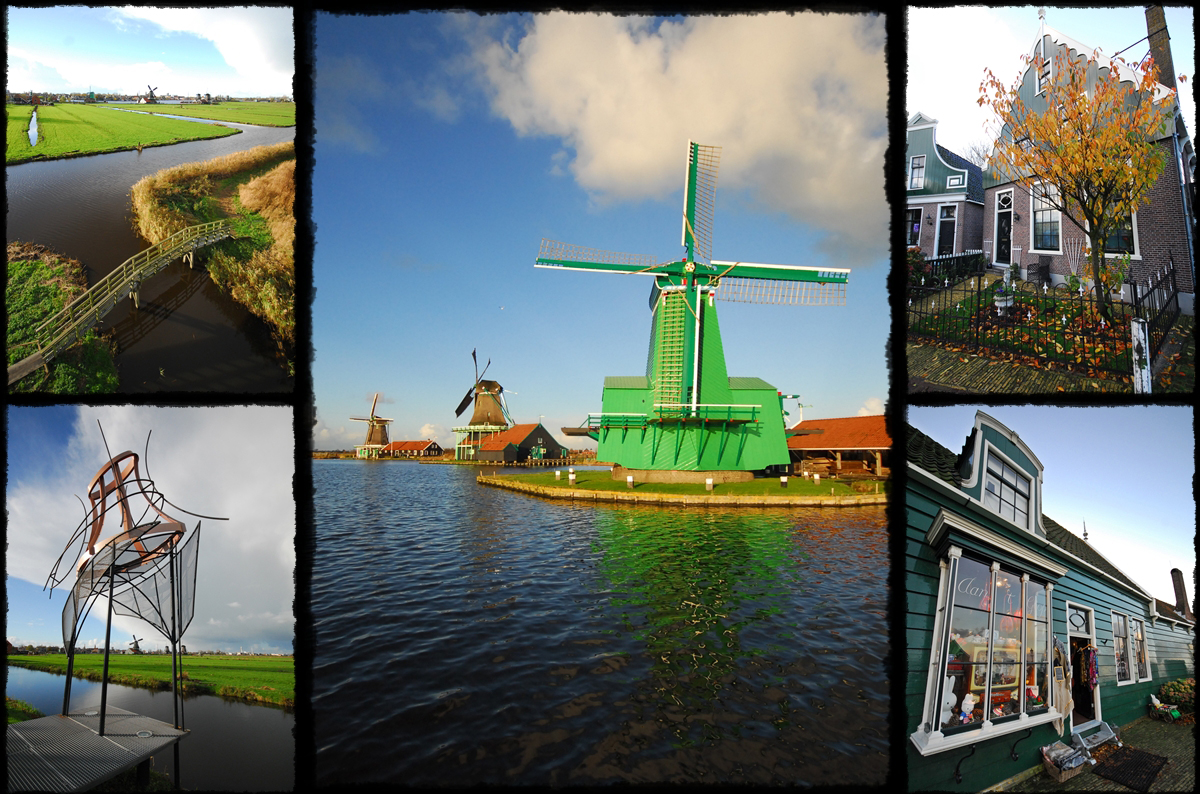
[
  {"left": 906, "top": 411, "right": 1194, "bottom": 790},
  {"left": 905, "top": 112, "right": 984, "bottom": 258}
]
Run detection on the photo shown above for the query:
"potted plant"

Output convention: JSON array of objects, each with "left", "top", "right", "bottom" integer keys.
[{"left": 993, "top": 282, "right": 1014, "bottom": 312}]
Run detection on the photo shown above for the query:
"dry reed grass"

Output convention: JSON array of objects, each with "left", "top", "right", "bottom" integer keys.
[{"left": 130, "top": 141, "right": 294, "bottom": 243}]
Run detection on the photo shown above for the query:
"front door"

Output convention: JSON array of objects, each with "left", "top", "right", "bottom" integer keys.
[
  {"left": 995, "top": 191, "right": 1013, "bottom": 265},
  {"left": 1067, "top": 604, "right": 1098, "bottom": 726},
  {"left": 937, "top": 206, "right": 957, "bottom": 256}
]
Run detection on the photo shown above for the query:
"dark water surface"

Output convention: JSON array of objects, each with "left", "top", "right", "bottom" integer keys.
[
  {"left": 5, "top": 121, "right": 294, "bottom": 392},
  {"left": 313, "top": 461, "right": 889, "bottom": 786},
  {"left": 5, "top": 664, "right": 294, "bottom": 791}
]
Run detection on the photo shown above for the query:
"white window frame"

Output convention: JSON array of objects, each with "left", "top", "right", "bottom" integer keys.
[
  {"left": 910, "top": 542, "right": 1061, "bottom": 757},
  {"left": 909, "top": 155, "right": 926, "bottom": 190},
  {"left": 1099, "top": 211, "right": 1142, "bottom": 260},
  {"left": 979, "top": 442, "right": 1037, "bottom": 533},
  {"left": 1029, "top": 182, "right": 1062, "bottom": 255},
  {"left": 1035, "top": 37, "right": 1052, "bottom": 96},
  {"left": 1111, "top": 610, "right": 1150, "bottom": 686}
]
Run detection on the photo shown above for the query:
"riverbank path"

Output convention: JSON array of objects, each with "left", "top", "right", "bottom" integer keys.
[{"left": 7, "top": 220, "right": 234, "bottom": 386}]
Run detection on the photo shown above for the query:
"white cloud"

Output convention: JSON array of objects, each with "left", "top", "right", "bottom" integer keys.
[
  {"left": 6, "top": 407, "right": 294, "bottom": 654},
  {"left": 857, "top": 397, "right": 885, "bottom": 416},
  {"left": 115, "top": 6, "right": 293, "bottom": 96},
  {"left": 465, "top": 12, "right": 887, "bottom": 266}
]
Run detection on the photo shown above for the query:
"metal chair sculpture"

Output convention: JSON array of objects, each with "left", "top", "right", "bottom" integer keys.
[{"left": 45, "top": 428, "right": 223, "bottom": 770}]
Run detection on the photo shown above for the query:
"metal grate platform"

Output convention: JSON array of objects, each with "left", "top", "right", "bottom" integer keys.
[{"left": 7, "top": 705, "right": 186, "bottom": 792}]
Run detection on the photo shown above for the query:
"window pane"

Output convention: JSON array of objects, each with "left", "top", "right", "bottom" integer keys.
[
  {"left": 1132, "top": 620, "right": 1148, "bottom": 679},
  {"left": 1113, "top": 613, "right": 1131, "bottom": 682},
  {"left": 953, "top": 557, "right": 992, "bottom": 611}
]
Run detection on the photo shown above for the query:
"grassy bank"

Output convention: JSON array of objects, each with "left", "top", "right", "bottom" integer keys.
[
  {"left": 6, "top": 242, "right": 119, "bottom": 393},
  {"left": 130, "top": 142, "right": 296, "bottom": 362},
  {"left": 97, "top": 101, "right": 296, "bottom": 127},
  {"left": 494, "top": 469, "right": 890, "bottom": 497},
  {"left": 5, "top": 103, "right": 239, "bottom": 165},
  {"left": 8, "top": 654, "right": 294, "bottom": 709},
  {"left": 7, "top": 696, "right": 43, "bottom": 724}
]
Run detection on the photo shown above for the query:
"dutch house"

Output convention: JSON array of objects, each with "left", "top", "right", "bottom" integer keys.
[
  {"left": 906, "top": 411, "right": 1195, "bottom": 790},
  {"left": 980, "top": 8, "right": 1195, "bottom": 313},
  {"left": 463, "top": 423, "right": 567, "bottom": 463},
  {"left": 906, "top": 113, "right": 985, "bottom": 259},
  {"left": 786, "top": 414, "right": 890, "bottom": 477}
]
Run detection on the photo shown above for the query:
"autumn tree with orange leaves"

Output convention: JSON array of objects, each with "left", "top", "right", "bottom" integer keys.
[{"left": 980, "top": 47, "right": 1177, "bottom": 321}]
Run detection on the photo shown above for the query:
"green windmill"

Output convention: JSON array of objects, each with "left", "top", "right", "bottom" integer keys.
[{"left": 539, "top": 141, "right": 849, "bottom": 477}]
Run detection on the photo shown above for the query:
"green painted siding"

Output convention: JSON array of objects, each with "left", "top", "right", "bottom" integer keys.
[
  {"left": 906, "top": 126, "right": 970, "bottom": 196},
  {"left": 906, "top": 470, "right": 1194, "bottom": 791}
]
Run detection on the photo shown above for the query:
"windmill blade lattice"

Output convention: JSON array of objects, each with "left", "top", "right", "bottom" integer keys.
[
  {"left": 682, "top": 143, "right": 720, "bottom": 263},
  {"left": 715, "top": 275, "right": 847, "bottom": 305},
  {"left": 537, "top": 239, "right": 667, "bottom": 273}
]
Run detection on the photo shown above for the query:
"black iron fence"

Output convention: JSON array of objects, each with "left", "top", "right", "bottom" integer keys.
[{"left": 908, "top": 257, "right": 1181, "bottom": 380}]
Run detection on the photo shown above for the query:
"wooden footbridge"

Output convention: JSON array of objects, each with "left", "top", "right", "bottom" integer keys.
[{"left": 8, "top": 220, "right": 234, "bottom": 386}]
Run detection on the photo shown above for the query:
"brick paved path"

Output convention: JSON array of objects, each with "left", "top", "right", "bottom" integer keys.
[{"left": 1002, "top": 717, "right": 1195, "bottom": 792}]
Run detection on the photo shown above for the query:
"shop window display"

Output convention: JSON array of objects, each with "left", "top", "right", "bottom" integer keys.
[{"left": 936, "top": 555, "right": 1050, "bottom": 733}]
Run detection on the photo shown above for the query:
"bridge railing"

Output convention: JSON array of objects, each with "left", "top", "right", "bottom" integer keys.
[{"left": 28, "top": 219, "right": 233, "bottom": 361}]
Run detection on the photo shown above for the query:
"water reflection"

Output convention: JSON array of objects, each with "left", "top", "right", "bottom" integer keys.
[
  {"left": 312, "top": 462, "right": 889, "bottom": 786},
  {"left": 27, "top": 109, "right": 38, "bottom": 146}
]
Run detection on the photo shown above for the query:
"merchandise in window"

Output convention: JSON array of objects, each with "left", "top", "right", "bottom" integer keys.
[
  {"left": 1132, "top": 618, "right": 1148, "bottom": 680},
  {"left": 933, "top": 555, "right": 1050, "bottom": 734},
  {"left": 1113, "top": 612, "right": 1131, "bottom": 682}
]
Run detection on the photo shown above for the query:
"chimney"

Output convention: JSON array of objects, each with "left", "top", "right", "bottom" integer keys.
[
  {"left": 1144, "top": 6, "right": 1176, "bottom": 92},
  {"left": 1169, "top": 568, "right": 1194, "bottom": 622}
]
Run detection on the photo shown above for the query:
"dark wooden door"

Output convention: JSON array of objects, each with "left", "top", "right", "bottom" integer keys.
[{"left": 996, "top": 211, "right": 1012, "bottom": 264}]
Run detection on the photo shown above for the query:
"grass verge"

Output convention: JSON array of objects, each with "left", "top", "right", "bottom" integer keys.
[
  {"left": 130, "top": 142, "right": 295, "bottom": 366},
  {"left": 6, "top": 103, "right": 238, "bottom": 165},
  {"left": 6, "top": 242, "right": 119, "bottom": 393},
  {"left": 7, "top": 654, "right": 294, "bottom": 709},
  {"left": 7, "top": 696, "right": 43, "bottom": 724},
  {"left": 494, "top": 469, "right": 890, "bottom": 497}
]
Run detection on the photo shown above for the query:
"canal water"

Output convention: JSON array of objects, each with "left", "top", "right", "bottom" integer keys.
[
  {"left": 27, "top": 109, "right": 38, "bottom": 146},
  {"left": 5, "top": 664, "right": 294, "bottom": 791},
  {"left": 5, "top": 119, "right": 294, "bottom": 392},
  {"left": 312, "top": 460, "right": 889, "bottom": 786}
]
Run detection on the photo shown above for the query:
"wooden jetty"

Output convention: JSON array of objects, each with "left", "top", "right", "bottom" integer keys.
[{"left": 6, "top": 705, "right": 186, "bottom": 792}]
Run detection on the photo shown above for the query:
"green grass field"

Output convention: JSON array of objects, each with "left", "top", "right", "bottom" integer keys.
[
  {"left": 497, "top": 469, "right": 889, "bottom": 497},
  {"left": 7, "top": 654, "right": 294, "bottom": 709},
  {"left": 6, "top": 242, "right": 119, "bottom": 394},
  {"left": 6, "top": 103, "right": 239, "bottom": 165},
  {"left": 95, "top": 101, "right": 296, "bottom": 127}
]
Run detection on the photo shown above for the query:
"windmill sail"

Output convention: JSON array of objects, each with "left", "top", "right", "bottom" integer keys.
[{"left": 682, "top": 142, "right": 720, "bottom": 263}]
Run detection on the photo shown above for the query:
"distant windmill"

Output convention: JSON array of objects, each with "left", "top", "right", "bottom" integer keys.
[
  {"left": 454, "top": 349, "right": 512, "bottom": 428},
  {"left": 129, "top": 635, "right": 145, "bottom": 654},
  {"left": 351, "top": 394, "right": 393, "bottom": 458},
  {"left": 144, "top": 85, "right": 158, "bottom": 104}
]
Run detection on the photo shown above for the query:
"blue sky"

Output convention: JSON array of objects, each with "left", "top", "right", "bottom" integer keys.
[
  {"left": 6, "top": 6, "right": 293, "bottom": 98},
  {"left": 908, "top": 6, "right": 1195, "bottom": 157},
  {"left": 908, "top": 406, "right": 1196, "bottom": 610},
  {"left": 6, "top": 407, "right": 295, "bottom": 654},
  {"left": 312, "top": 11, "right": 889, "bottom": 451}
]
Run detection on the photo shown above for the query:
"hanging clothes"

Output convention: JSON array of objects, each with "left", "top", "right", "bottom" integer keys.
[
  {"left": 1052, "top": 635, "right": 1073, "bottom": 735},
  {"left": 1084, "top": 645, "right": 1099, "bottom": 689}
]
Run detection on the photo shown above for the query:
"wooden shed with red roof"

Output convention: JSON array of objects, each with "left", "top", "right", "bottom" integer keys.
[
  {"left": 381, "top": 440, "right": 444, "bottom": 458},
  {"left": 786, "top": 414, "right": 891, "bottom": 476},
  {"left": 469, "top": 423, "right": 567, "bottom": 463}
]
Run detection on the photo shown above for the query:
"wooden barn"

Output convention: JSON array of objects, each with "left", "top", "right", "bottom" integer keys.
[
  {"left": 467, "top": 423, "right": 567, "bottom": 463},
  {"left": 787, "top": 415, "right": 891, "bottom": 477}
]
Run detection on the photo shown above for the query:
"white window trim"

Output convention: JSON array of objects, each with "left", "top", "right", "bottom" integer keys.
[
  {"left": 976, "top": 441, "right": 1039, "bottom": 534},
  {"left": 1096, "top": 210, "right": 1142, "bottom": 260},
  {"left": 1111, "top": 609, "right": 1149, "bottom": 686},
  {"left": 1029, "top": 182, "right": 1063, "bottom": 255},
  {"left": 947, "top": 174, "right": 965, "bottom": 189},
  {"left": 910, "top": 543, "right": 1062, "bottom": 757},
  {"left": 906, "top": 207, "right": 923, "bottom": 247},
  {"left": 934, "top": 203, "right": 958, "bottom": 256},
  {"left": 909, "top": 154, "right": 926, "bottom": 191}
]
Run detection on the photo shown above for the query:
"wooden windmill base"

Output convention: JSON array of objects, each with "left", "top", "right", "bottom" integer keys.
[{"left": 610, "top": 465, "right": 754, "bottom": 484}]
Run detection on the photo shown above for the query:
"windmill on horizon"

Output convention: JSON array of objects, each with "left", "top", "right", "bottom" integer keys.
[{"left": 351, "top": 394, "right": 393, "bottom": 459}]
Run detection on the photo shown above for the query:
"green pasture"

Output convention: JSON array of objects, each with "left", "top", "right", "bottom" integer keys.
[
  {"left": 6, "top": 103, "right": 239, "bottom": 165},
  {"left": 7, "top": 654, "right": 294, "bottom": 709},
  {"left": 96, "top": 101, "right": 296, "bottom": 127},
  {"left": 498, "top": 469, "right": 889, "bottom": 497}
]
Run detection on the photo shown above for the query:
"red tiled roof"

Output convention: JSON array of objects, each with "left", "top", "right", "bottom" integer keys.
[
  {"left": 479, "top": 440, "right": 515, "bottom": 451},
  {"left": 787, "top": 415, "right": 891, "bottom": 450},
  {"left": 382, "top": 440, "right": 438, "bottom": 452}
]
